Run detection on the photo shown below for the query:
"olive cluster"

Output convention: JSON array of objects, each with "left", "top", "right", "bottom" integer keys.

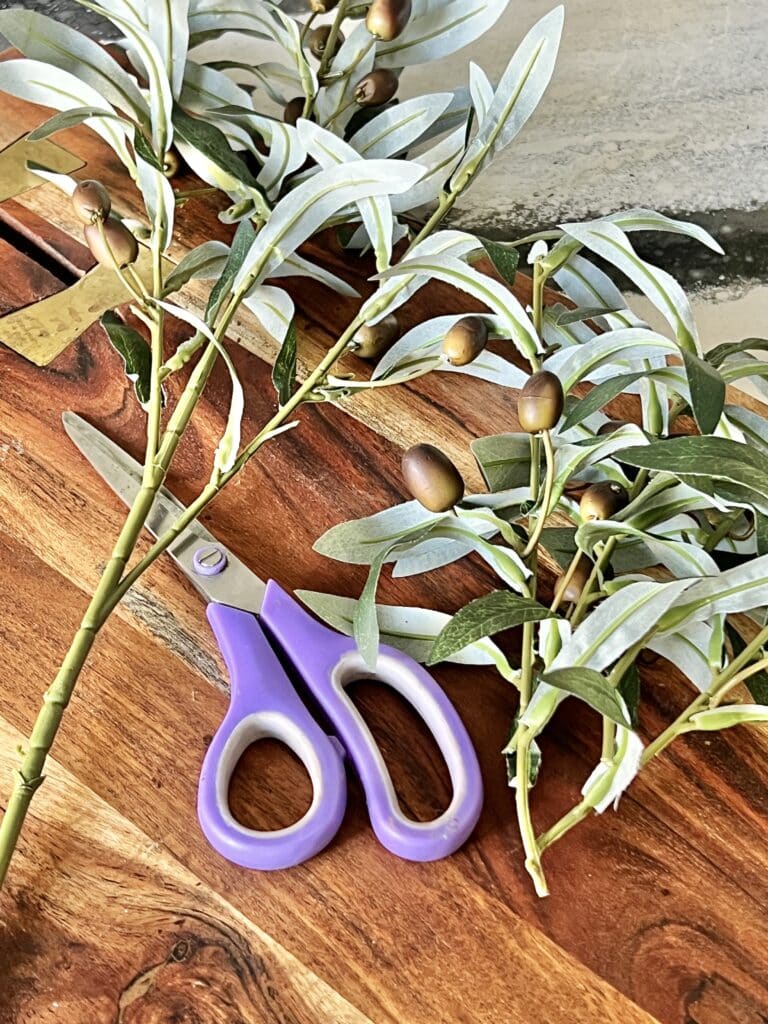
[{"left": 72, "top": 179, "right": 139, "bottom": 271}]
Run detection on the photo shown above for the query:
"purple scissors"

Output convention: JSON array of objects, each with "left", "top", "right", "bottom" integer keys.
[{"left": 64, "top": 413, "right": 483, "bottom": 870}]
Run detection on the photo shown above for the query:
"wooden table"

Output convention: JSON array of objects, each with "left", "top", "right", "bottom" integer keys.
[{"left": 1, "top": 83, "right": 767, "bottom": 1024}]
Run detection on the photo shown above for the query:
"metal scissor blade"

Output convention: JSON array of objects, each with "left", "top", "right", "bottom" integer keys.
[{"left": 62, "top": 412, "right": 267, "bottom": 615}]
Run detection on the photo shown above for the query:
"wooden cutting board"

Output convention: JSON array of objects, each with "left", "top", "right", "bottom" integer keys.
[{"left": 1, "top": 68, "right": 768, "bottom": 1024}]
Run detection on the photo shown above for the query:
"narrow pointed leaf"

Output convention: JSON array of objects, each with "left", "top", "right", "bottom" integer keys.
[
  {"left": 541, "top": 667, "right": 632, "bottom": 728},
  {"left": 682, "top": 349, "right": 725, "bottom": 434},
  {"left": 428, "top": 592, "right": 554, "bottom": 665}
]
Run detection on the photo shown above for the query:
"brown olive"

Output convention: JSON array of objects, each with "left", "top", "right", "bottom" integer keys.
[
  {"left": 366, "top": 0, "right": 412, "bottom": 40},
  {"left": 355, "top": 69, "right": 399, "bottom": 106},
  {"left": 556, "top": 553, "right": 594, "bottom": 604},
  {"left": 308, "top": 0, "right": 338, "bottom": 11},
  {"left": 283, "top": 96, "right": 306, "bottom": 125},
  {"left": 71, "top": 179, "right": 111, "bottom": 225},
  {"left": 84, "top": 216, "right": 139, "bottom": 270},
  {"left": 579, "top": 481, "right": 629, "bottom": 521},
  {"left": 596, "top": 419, "right": 631, "bottom": 436},
  {"left": 517, "top": 370, "right": 564, "bottom": 433},
  {"left": 309, "top": 24, "right": 344, "bottom": 60},
  {"left": 402, "top": 443, "right": 464, "bottom": 513},
  {"left": 441, "top": 316, "right": 488, "bottom": 366},
  {"left": 163, "top": 149, "right": 181, "bottom": 178},
  {"left": 349, "top": 314, "right": 399, "bottom": 360}
]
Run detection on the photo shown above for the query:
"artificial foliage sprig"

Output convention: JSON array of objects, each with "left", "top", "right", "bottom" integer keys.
[
  {"left": 305, "top": 220, "right": 768, "bottom": 897},
  {"left": 0, "top": 0, "right": 567, "bottom": 886}
]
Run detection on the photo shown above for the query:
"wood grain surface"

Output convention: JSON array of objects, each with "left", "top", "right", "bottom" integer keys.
[{"left": 1, "top": 73, "right": 768, "bottom": 1024}]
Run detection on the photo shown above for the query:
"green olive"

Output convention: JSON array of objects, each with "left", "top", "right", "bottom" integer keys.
[
  {"left": 366, "top": 0, "right": 412, "bottom": 40},
  {"left": 402, "top": 443, "right": 464, "bottom": 512},
  {"left": 350, "top": 314, "right": 399, "bottom": 360},
  {"left": 71, "top": 179, "right": 111, "bottom": 225},
  {"left": 84, "top": 216, "right": 139, "bottom": 270},
  {"left": 355, "top": 69, "right": 399, "bottom": 106},
  {"left": 309, "top": 24, "right": 344, "bottom": 60},
  {"left": 308, "top": 0, "right": 338, "bottom": 11},
  {"left": 163, "top": 149, "right": 181, "bottom": 178},
  {"left": 579, "top": 481, "right": 629, "bottom": 522},
  {"left": 517, "top": 370, "right": 564, "bottom": 433},
  {"left": 283, "top": 96, "right": 306, "bottom": 125},
  {"left": 557, "top": 554, "right": 594, "bottom": 604},
  {"left": 441, "top": 316, "right": 488, "bottom": 366}
]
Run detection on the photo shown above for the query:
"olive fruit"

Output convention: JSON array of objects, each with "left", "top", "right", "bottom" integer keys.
[
  {"left": 349, "top": 314, "right": 399, "bottom": 360},
  {"left": 556, "top": 554, "right": 593, "bottom": 604},
  {"left": 283, "top": 96, "right": 305, "bottom": 125},
  {"left": 355, "top": 69, "right": 398, "bottom": 106},
  {"left": 84, "top": 216, "right": 139, "bottom": 270},
  {"left": 309, "top": 24, "right": 344, "bottom": 60},
  {"left": 307, "top": 0, "right": 338, "bottom": 11},
  {"left": 71, "top": 179, "right": 111, "bottom": 225},
  {"left": 517, "top": 370, "right": 564, "bottom": 433},
  {"left": 366, "top": 0, "right": 412, "bottom": 41},
  {"left": 596, "top": 419, "right": 630, "bottom": 436},
  {"left": 402, "top": 443, "right": 464, "bottom": 513},
  {"left": 579, "top": 481, "right": 629, "bottom": 521},
  {"left": 162, "top": 149, "right": 181, "bottom": 178},
  {"left": 441, "top": 316, "right": 488, "bottom": 366}
]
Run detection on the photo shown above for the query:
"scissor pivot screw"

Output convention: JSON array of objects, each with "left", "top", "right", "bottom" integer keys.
[{"left": 193, "top": 544, "right": 228, "bottom": 577}]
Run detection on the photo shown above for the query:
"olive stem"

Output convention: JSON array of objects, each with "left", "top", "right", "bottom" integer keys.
[
  {"left": 522, "top": 429, "right": 555, "bottom": 558},
  {"left": 310, "top": 0, "right": 350, "bottom": 114},
  {"left": 515, "top": 728, "right": 548, "bottom": 897},
  {"left": 568, "top": 538, "right": 616, "bottom": 627},
  {"left": 550, "top": 549, "right": 584, "bottom": 613},
  {"left": 300, "top": 9, "right": 318, "bottom": 44}
]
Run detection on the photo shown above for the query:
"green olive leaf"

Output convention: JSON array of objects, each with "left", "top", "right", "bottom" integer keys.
[
  {"left": 272, "top": 318, "right": 297, "bottom": 406},
  {"left": 540, "top": 667, "right": 632, "bottom": 728},
  {"left": 706, "top": 337, "right": 768, "bottom": 368},
  {"left": 471, "top": 432, "right": 537, "bottom": 491},
  {"left": 474, "top": 237, "right": 519, "bottom": 286},
  {"left": 427, "top": 592, "right": 554, "bottom": 665},
  {"left": 617, "top": 664, "right": 641, "bottom": 729},
  {"left": 560, "top": 371, "right": 647, "bottom": 432},
  {"left": 726, "top": 624, "right": 768, "bottom": 705},
  {"left": 681, "top": 349, "right": 725, "bottom": 434},
  {"left": 206, "top": 218, "right": 256, "bottom": 319},
  {"left": 100, "top": 311, "right": 153, "bottom": 409}
]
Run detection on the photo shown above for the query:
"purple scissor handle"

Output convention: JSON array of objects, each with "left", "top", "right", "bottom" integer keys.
[{"left": 63, "top": 413, "right": 484, "bottom": 870}]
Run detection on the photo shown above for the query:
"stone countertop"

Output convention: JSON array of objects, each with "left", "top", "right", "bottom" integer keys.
[{"left": 1, "top": 0, "right": 765, "bottom": 351}]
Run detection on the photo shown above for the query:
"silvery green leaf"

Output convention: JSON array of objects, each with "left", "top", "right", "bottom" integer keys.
[
  {"left": 296, "top": 590, "right": 509, "bottom": 668},
  {"left": 82, "top": 1, "right": 173, "bottom": 154},
  {"left": 372, "top": 313, "right": 527, "bottom": 389},
  {"left": 688, "top": 705, "right": 768, "bottom": 731},
  {"left": 257, "top": 121, "right": 306, "bottom": 200},
  {"left": 375, "top": 0, "right": 509, "bottom": 68},
  {"left": 242, "top": 285, "right": 294, "bottom": 347},
  {"left": 390, "top": 126, "right": 466, "bottom": 213},
  {"left": 234, "top": 159, "right": 425, "bottom": 292},
  {"left": 541, "top": 667, "right": 633, "bottom": 728},
  {"left": 560, "top": 220, "right": 699, "bottom": 352},
  {"left": 348, "top": 93, "right": 453, "bottom": 159},
  {"left": 576, "top": 519, "right": 719, "bottom": 577},
  {"left": 147, "top": 0, "right": 189, "bottom": 99},
  {"left": 541, "top": 305, "right": 598, "bottom": 353},
  {"left": 27, "top": 106, "right": 130, "bottom": 141},
  {"left": 377, "top": 254, "right": 539, "bottom": 360},
  {"left": 0, "top": 9, "right": 149, "bottom": 126},
  {"left": 247, "top": 61, "right": 303, "bottom": 106},
  {"left": 299, "top": 120, "right": 394, "bottom": 272},
  {"left": 451, "top": 6, "right": 563, "bottom": 187},
  {"left": 471, "top": 432, "right": 533, "bottom": 491},
  {"left": 617, "top": 436, "right": 768, "bottom": 515},
  {"left": 723, "top": 404, "right": 768, "bottom": 453},
  {"left": 647, "top": 621, "right": 719, "bottom": 691},
  {"left": 682, "top": 348, "right": 726, "bottom": 434},
  {"left": 556, "top": 305, "right": 622, "bottom": 326},
  {"left": 560, "top": 371, "right": 648, "bottom": 432},
  {"left": 580, "top": 727, "right": 643, "bottom": 812},
  {"left": 707, "top": 336, "right": 768, "bottom": 368},
  {"left": 552, "top": 252, "right": 641, "bottom": 331},
  {"left": 0, "top": 59, "right": 136, "bottom": 174},
  {"left": 661, "top": 552, "right": 768, "bottom": 628},
  {"left": 622, "top": 479, "right": 722, "bottom": 531},
  {"left": 413, "top": 86, "right": 473, "bottom": 146},
  {"left": 538, "top": 617, "right": 570, "bottom": 668},
  {"left": 270, "top": 254, "right": 359, "bottom": 298},
  {"left": 607, "top": 209, "right": 724, "bottom": 254},
  {"left": 393, "top": 507, "right": 518, "bottom": 577},
  {"left": 162, "top": 241, "right": 231, "bottom": 296},
  {"left": 354, "top": 548, "right": 390, "bottom": 667},
  {"left": 27, "top": 164, "right": 77, "bottom": 195},
  {"left": 180, "top": 63, "right": 261, "bottom": 151},
  {"left": 552, "top": 424, "right": 647, "bottom": 504},
  {"left": 428, "top": 592, "right": 554, "bottom": 665},
  {"left": 468, "top": 61, "right": 493, "bottom": 124},
  {"left": 314, "top": 500, "right": 443, "bottom": 564},
  {"left": 420, "top": 522, "right": 530, "bottom": 591},
  {"left": 137, "top": 156, "right": 175, "bottom": 253},
  {"left": 550, "top": 578, "right": 694, "bottom": 672},
  {"left": 545, "top": 327, "right": 676, "bottom": 392},
  {"left": 155, "top": 301, "right": 243, "bottom": 474},
  {"left": 719, "top": 353, "right": 768, "bottom": 399}
]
